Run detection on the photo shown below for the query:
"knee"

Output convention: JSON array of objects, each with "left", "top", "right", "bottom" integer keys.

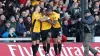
[
  {"left": 47, "top": 38, "right": 50, "bottom": 43},
  {"left": 43, "top": 41, "right": 46, "bottom": 46},
  {"left": 53, "top": 38, "right": 57, "bottom": 44},
  {"left": 58, "top": 37, "right": 61, "bottom": 44},
  {"left": 32, "top": 41, "right": 36, "bottom": 45},
  {"left": 36, "top": 40, "right": 40, "bottom": 44},
  {"left": 58, "top": 40, "right": 61, "bottom": 44}
]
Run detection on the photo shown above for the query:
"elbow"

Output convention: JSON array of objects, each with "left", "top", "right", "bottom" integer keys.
[
  {"left": 53, "top": 21, "right": 57, "bottom": 25},
  {"left": 53, "top": 23, "right": 56, "bottom": 25}
]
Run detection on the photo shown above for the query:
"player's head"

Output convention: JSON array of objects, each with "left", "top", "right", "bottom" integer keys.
[
  {"left": 40, "top": 8, "right": 47, "bottom": 15},
  {"left": 34, "top": 5, "right": 41, "bottom": 13},
  {"left": 46, "top": 8, "right": 53, "bottom": 15}
]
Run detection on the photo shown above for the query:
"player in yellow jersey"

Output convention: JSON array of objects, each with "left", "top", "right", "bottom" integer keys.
[
  {"left": 31, "top": 5, "right": 49, "bottom": 56},
  {"left": 46, "top": 8, "right": 62, "bottom": 56},
  {"left": 40, "top": 8, "right": 51, "bottom": 56}
]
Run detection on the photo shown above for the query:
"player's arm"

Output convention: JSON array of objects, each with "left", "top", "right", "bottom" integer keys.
[
  {"left": 48, "top": 15, "right": 58, "bottom": 25},
  {"left": 47, "top": 19, "right": 57, "bottom": 25},
  {"left": 39, "top": 17, "right": 49, "bottom": 22}
]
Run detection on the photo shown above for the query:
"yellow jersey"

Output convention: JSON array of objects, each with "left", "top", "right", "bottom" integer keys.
[
  {"left": 49, "top": 12, "right": 61, "bottom": 28},
  {"left": 40, "top": 14, "right": 51, "bottom": 30},
  {"left": 31, "top": 12, "right": 41, "bottom": 32}
]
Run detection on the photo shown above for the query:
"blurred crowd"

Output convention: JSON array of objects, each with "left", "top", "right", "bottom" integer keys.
[{"left": 0, "top": 0, "right": 99, "bottom": 42}]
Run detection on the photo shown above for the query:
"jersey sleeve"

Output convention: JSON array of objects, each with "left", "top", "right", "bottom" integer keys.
[{"left": 53, "top": 13, "right": 60, "bottom": 20}]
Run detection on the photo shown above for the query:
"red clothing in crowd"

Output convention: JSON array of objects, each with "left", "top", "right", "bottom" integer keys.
[
  {"left": 19, "top": 0, "right": 26, "bottom": 5},
  {"left": 50, "top": 34, "right": 67, "bottom": 43}
]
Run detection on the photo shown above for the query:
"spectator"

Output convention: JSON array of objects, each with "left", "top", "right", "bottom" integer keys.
[
  {"left": 6, "top": 1, "right": 15, "bottom": 19},
  {"left": 2, "top": 27, "right": 17, "bottom": 42},
  {"left": 64, "top": 0, "right": 69, "bottom": 7},
  {"left": 0, "top": 21, "right": 16, "bottom": 40},
  {"left": 63, "top": 13, "right": 71, "bottom": 26},
  {"left": 25, "top": 0, "right": 32, "bottom": 11},
  {"left": 70, "top": 2, "right": 80, "bottom": 19},
  {"left": 39, "top": 1, "right": 44, "bottom": 8},
  {"left": 69, "top": 19, "right": 78, "bottom": 37},
  {"left": 53, "top": 0, "right": 64, "bottom": 13},
  {"left": 62, "top": 19, "right": 70, "bottom": 37},
  {"left": 30, "top": 6, "right": 34, "bottom": 16},
  {"left": 0, "top": 8, "right": 3, "bottom": 15},
  {"left": 18, "top": 0, "right": 26, "bottom": 5},
  {"left": 25, "top": 9, "right": 30, "bottom": 17},
  {"left": 45, "top": 0, "right": 53, "bottom": 9},
  {"left": 16, "top": 17, "right": 27, "bottom": 37},
  {"left": 60, "top": 5, "right": 67, "bottom": 19},
  {"left": 24, "top": 16, "right": 32, "bottom": 31},
  {"left": 1, "top": 21, "right": 12, "bottom": 34},
  {"left": 15, "top": 13, "right": 20, "bottom": 21},
  {"left": 95, "top": 15, "right": 100, "bottom": 36},
  {"left": 21, "top": 11, "right": 28, "bottom": 17},
  {"left": 93, "top": 1, "right": 99, "bottom": 15},
  {"left": 0, "top": 14, "right": 6, "bottom": 27},
  {"left": 25, "top": 0, "right": 31, "bottom": 7},
  {"left": 10, "top": 16, "right": 16, "bottom": 29},
  {"left": 53, "top": 0, "right": 59, "bottom": 11},
  {"left": 70, "top": 18, "right": 81, "bottom": 42},
  {"left": 58, "top": 0, "right": 64, "bottom": 12},
  {"left": 95, "top": 15, "right": 100, "bottom": 25},
  {"left": 19, "top": 4, "right": 25, "bottom": 13},
  {"left": 0, "top": 2, "right": 2, "bottom": 7}
]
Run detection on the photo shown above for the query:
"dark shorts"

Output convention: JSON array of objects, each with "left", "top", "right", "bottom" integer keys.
[
  {"left": 51, "top": 28, "right": 61, "bottom": 38},
  {"left": 31, "top": 32, "right": 40, "bottom": 41},
  {"left": 41, "top": 30, "right": 50, "bottom": 41}
]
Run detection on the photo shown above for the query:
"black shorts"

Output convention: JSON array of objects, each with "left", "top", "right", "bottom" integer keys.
[
  {"left": 41, "top": 30, "right": 50, "bottom": 41},
  {"left": 51, "top": 28, "right": 61, "bottom": 38},
  {"left": 31, "top": 32, "right": 40, "bottom": 41}
]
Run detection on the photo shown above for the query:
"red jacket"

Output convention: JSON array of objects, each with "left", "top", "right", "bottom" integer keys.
[{"left": 19, "top": 0, "right": 26, "bottom": 5}]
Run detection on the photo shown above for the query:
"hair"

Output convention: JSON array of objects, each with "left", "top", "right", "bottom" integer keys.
[
  {"left": 40, "top": 8, "right": 46, "bottom": 13},
  {"left": 46, "top": 8, "right": 53, "bottom": 13},
  {"left": 40, "top": 8, "right": 44, "bottom": 13},
  {"left": 48, "top": 0, "right": 53, "bottom": 3},
  {"left": 10, "top": 16, "right": 15, "bottom": 19},
  {"left": 33, "top": 5, "right": 39, "bottom": 12}
]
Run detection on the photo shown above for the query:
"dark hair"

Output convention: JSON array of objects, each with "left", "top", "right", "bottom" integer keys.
[
  {"left": 46, "top": 8, "right": 53, "bottom": 12},
  {"left": 33, "top": 5, "right": 39, "bottom": 12},
  {"left": 48, "top": 0, "right": 53, "bottom": 3},
  {"left": 40, "top": 8, "right": 47, "bottom": 12}
]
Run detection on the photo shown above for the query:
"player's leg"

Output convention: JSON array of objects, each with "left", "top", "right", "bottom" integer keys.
[
  {"left": 46, "top": 31, "right": 51, "bottom": 55},
  {"left": 35, "top": 33, "right": 40, "bottom": 56},
  {"left": 31, "top": 32, "right": 37, "bottom": 56},
  {"left": 41, "top": 30, "right": 49, "bottom": 55},
  {"left": 57, "top": 30, "right": 62, "bottom": 55},
  {"left": 51, "top": 28, "right": 58, "bottom": 55}
]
